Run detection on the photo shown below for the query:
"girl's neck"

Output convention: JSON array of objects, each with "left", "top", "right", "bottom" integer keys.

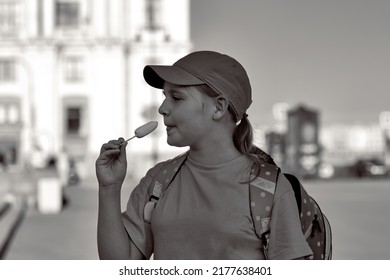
[{"left": 188, "top": 141, "right": 241, "bottom": 166}]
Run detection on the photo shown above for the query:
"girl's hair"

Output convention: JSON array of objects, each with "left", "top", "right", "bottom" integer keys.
[
  {"left": 199, "top": 85, "right": 276, "bottom": 177},
  {"left": 232, "top": 113, "right": 277, "bottom": 179}
]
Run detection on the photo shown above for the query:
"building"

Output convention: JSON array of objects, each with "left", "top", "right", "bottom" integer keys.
[
  {"left": 320, "top": 123, "right": 384, "bottom": 167},
  {"left": 261, "top": 102, "right": 387, "bottom": 178},
  {"left": 284, "top": 105, "right": 320, "bottom": 178},
  {"left": 0, "top": 0, "right": 191, "bottom": 180}
]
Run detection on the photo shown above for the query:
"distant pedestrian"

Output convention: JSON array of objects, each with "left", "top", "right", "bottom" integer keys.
[
  {"left": 0, "top": 152, "right": 5, "bottom": 171},
  {"left": 58, "top": 147, "right": 69, "bottom": 188},
  {"left": 0, "top": 149, "right": 11, "bottom": 172},
  {"left": 96, "top": 51, "right": 312, "bottom": 260}
]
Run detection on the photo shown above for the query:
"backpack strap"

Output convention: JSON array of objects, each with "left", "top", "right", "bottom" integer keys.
[
  {"left": 143, "top": 151, "right": 189, "bottom": 223},
  {"left": 249, "top": 163, "right": 280, "bottom": 258}
]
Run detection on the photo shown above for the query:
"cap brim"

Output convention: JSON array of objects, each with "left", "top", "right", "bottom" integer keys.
[{"left": 143, "top": 65, "right": 205, "bottom": 89}]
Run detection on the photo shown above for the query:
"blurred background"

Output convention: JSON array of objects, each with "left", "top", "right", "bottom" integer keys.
[{"left": 0, "top": 0, "right": 389, "bottom": 260}]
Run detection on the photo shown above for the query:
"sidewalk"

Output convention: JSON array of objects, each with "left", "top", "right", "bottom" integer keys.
[
  {"left": 2, "top": 174, "right": 136, "bottom": 260},
  {"left": 0, "top": 194, "right": 28, "bottom": 259},
  {"left": 4, "top": 185, "right": 100, "bottom": 260}
]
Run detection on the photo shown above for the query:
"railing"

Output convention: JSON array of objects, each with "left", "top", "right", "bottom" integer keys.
[
  {"left": 0, "top": 195, "right": 28, "bottom": 259},
  {"left": 0, "top": 201, "right": 12, "bottom": 219}
]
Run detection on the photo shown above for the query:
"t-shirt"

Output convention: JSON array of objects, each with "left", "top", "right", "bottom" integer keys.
[{"left": 122, "top": 154, "right": 312, "bottom": 260}]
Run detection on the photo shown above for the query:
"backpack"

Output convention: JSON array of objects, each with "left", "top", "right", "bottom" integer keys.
[{"left": 144, "top": 152, "right": 332, "bottom": 260}]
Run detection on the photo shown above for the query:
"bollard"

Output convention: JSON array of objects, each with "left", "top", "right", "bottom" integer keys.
[{"left": 37, "top": 177, "right": 62, "bottom": 214}]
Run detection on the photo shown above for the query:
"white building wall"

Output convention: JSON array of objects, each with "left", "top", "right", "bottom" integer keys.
[
  {"left": 320, "top": 123, "right": 384, "bottom": 166},
  {"left": 43, "top": 0, "right": 54, "bottom": 37},
  {"left": 24, "top": 0, "right": 37, "bottom": 37},
  {"left": 0, "top": 0, "right": 191, "bottom": 180},
  {"left": 29, "top": 48, "right": 57, "bottom": 154},
  {"left": 90, "top": 0, "right": 105, "bottom": 37},
  {"left": 89, "top": 46, "right": 126, "bottom": 148},
  {"left": 163, "top": 0, "right": 190, "bottom": 43}
]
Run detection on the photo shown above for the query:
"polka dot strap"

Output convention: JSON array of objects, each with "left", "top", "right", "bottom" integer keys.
[
  {"left": 149, "top": 151, "right": 189, "bottom": 200},
  {"left": 144, "top": 151, "right": 189, "bottom": 223},
  {"left": 249, "top": 162, "right": 280, "bottom": 252}
]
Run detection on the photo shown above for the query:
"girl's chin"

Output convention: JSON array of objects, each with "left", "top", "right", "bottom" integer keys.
[{"left": 167, "top": 136, "right": 187, "bottom": 148}]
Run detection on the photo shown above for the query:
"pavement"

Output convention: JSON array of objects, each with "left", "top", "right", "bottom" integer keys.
[
  {"left": 0, "top": 194, "right": 28, "bottom": 259},
  {"left": 3, "top": 186, "right": 100, "bottom": 260},
  {"left": 0, "top": 173, "right": 135, "bottom": 260}
]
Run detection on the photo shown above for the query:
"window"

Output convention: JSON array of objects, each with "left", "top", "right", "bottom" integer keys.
[
  {"left": 0, "top": 59, "right": 15, "bottom": 82},
  {"left": 0, "top": 99, "right": 20, "bottom": 125},
  {"left": 55, "top": 0, "right": 80, "bottom": 28},
  {"left": 0, "top": 144, "right": 17, "bottom": 166},
  {"left": 63, "top": 96, "right": 88, "bottom": 139},
  {"left": 0, "top": 1, "right": 21, "bottom": 35},
  {"left": 146, "top": 0, "right": 162, "bottom": 31},
  {"left": 66, "top": 107, "right": 81, "bottom": 135},
  {"left": 64, "top": 56, "right": 84, "bottom": 82},
  {"left": 8, "top": 104, "right": 19, "bottom": 124}
]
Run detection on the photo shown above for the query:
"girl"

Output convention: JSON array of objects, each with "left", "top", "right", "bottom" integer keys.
[{"left": 96, "top": 51, "right": 312, "bottom": 260}]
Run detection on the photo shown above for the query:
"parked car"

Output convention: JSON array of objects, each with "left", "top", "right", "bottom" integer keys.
[{"left": 351, "top": 158, "right": 388, "bottom": 178}]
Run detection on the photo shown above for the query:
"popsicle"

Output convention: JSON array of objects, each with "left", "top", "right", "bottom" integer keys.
[{"left": 119, "top": 121, "right": 158, "bottom": 146}]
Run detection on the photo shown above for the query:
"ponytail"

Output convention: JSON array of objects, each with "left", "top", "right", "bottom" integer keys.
[{"left": 232, "top": 114, "right": 276, "bottom": 180}]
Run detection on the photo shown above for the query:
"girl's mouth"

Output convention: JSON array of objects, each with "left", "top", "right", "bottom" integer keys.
[{"left": 166, "top": 126, "right": 175, "bottom": 134}]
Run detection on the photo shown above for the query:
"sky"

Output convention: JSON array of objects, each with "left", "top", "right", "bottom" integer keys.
[{"left": 190, "top": 0, "right": 390, "bottom": 127}]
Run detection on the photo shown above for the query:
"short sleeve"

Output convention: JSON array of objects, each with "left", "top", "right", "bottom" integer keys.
[
  {"left": 267, "top": 174, "right": 313, "bottom": 260},
  {"left": 121, "top": 162, "right": 165, "bottom": 259}
]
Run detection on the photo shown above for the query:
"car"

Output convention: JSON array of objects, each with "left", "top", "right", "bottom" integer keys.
[{"left": 352, "top": 158, "right": 388, "bottom": 178}]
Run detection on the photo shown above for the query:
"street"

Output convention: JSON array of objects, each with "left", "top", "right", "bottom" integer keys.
[
  {"left": 3, "top": 178, "right": 390, "bottom": 260},
  {"left": 304, "top": 178, "right": 390, "bottom": 260}
]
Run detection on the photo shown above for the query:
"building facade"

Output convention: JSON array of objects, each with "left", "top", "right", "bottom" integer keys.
[
  {"left": 0, "top": 0, "right": 191, "bottom": 180},
  {"left": 262, "top": 103, "right": 387, "bottom": 178},
  {"left": 320, "top": 123, "right": 384, "bottom": 167}
]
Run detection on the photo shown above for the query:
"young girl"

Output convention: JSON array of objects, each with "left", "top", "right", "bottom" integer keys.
[{"left": 96, "top": 51, "right": 313, "bottom": 260}]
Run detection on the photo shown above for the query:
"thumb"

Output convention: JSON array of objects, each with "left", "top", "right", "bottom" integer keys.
[{"left": 118, "top": 138, "right": 128, "bottom": 164}]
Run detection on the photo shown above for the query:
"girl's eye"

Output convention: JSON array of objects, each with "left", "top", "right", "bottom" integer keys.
[
  {"left": 172, "top": 95, "right": 182, "bottom": 101},
  {"left": 162, "top": 89, "right": 184, "bottom": 101}
]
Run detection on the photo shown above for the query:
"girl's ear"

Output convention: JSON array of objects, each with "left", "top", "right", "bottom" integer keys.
[{"left": 213, "top": 96, "right": 229, "bottom": 120}]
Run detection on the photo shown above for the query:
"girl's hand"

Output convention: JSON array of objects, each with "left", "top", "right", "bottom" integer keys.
[{"left": 95, "top": 138, "right": 128, "bottom": 188}]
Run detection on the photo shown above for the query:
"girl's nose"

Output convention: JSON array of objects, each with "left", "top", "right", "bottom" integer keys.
[{"left": 158, "top": 99, "right": 169, "bottom": 116}]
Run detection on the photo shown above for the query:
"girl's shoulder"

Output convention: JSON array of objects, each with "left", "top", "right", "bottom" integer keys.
[
  {"left": 275, "top": 173, "right": 295, "bottom": 200},
  {"left": 144, "top": 151, "right": 189, "bottom": 181},
  {"left": 250, "top": 160, "right": 293, "bottom": 201}
]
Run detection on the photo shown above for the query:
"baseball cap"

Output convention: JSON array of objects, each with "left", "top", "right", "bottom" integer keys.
[{"left": 143, "top": 50, "right": 252, "bottom": 121}]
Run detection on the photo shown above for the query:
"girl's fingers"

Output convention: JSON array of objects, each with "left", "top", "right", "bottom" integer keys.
[
  {"left": 99, "top": 138, "right": 127, "bottom": 161},
  {"left": 100, "top": 139, "right": 123, "bottom": 153},
  {"left": 101, "top": 148, "right": 120, "bottom": 157}
]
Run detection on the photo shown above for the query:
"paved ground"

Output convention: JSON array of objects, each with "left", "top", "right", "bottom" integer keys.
[
  {"left": 2, "top": 175, "right": 134, "bottom": 260},
  {"left": 4, "top": 186, "right": 100, "bottom": 260},
  {"left": 305, "top": 178, "right": 390, "bottom": 260},
  {"left": 1, "top": 174, "right": 390, "bottom": 260}
]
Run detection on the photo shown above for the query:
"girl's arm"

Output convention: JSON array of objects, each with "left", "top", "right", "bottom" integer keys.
[{"left": 96, "top": 139, "right": 145, "bottom": 259}]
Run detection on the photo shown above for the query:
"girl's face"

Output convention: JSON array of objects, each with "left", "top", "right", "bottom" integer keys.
[{"left": 159, "top": 82, "right": 216, "bottom": 148}]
